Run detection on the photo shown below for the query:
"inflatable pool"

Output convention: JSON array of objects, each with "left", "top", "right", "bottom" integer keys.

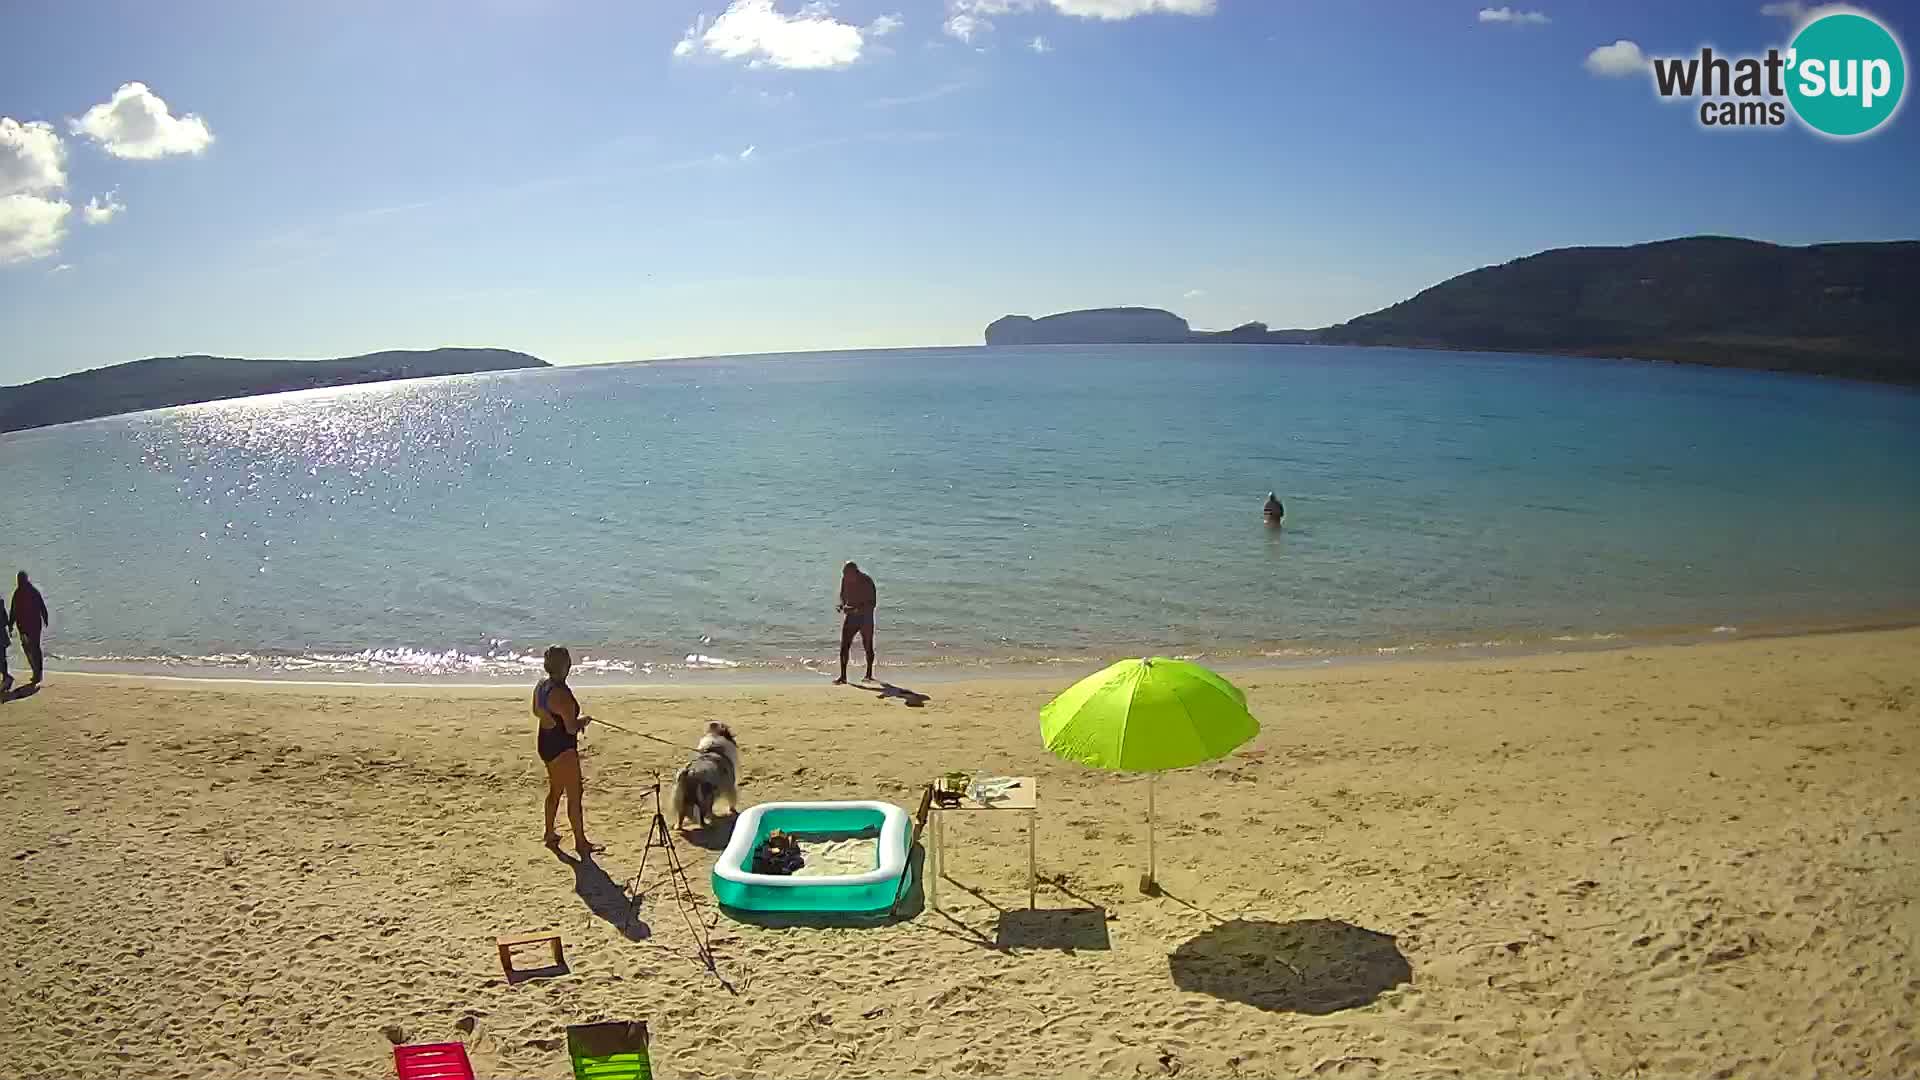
[{"left": 712, "top": 801, "right": 911, "bottom": 915}]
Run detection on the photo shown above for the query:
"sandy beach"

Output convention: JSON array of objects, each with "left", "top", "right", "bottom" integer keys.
[{"left": 4, "top": 628, "right": 1918, "bottom": 1079}]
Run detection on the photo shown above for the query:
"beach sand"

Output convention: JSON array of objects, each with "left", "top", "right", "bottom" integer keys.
[{"left": 4, "top": 629, "right": 1918, "bottom": 1079}]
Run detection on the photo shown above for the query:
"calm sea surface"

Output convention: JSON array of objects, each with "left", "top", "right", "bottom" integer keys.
[{"left": 5, "top": 345, "right": 1918, "bottom": 679}]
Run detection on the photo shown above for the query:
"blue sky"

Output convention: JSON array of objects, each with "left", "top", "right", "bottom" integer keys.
[{"left": 2, "top": 0, "right": 1916, "bottom": 383}]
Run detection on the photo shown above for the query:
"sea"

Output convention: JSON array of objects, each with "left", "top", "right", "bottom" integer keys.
[{"left": 5, "top": 344, "right": 1918, "bottom": 682}]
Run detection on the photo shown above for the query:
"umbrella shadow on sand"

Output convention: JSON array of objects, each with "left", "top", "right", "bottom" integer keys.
[{"left": 1169, "top": 919, "right": 1410, "bottom": 1015}]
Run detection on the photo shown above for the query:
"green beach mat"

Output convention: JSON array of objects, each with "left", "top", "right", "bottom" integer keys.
[{"left": 566, "top": 1021, "right": 652, "bottom": 1080}]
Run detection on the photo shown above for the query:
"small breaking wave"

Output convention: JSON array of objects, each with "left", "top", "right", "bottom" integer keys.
[
  {"left": 49, "top": 616, "right": 1904, "bottom": 684},
  {"left": 304, "top": 646, "right": 643, "bottom": 678},
  {"left": 58, "top": 645, "right": 645, "bottom": 680},
  {"left": 1373, "top": 639, "right": 1518, "bottom": 656}
]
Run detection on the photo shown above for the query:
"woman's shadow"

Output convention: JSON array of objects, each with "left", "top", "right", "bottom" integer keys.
[{"left": 550, "top": 847, "right": 650, "bottom": 942}]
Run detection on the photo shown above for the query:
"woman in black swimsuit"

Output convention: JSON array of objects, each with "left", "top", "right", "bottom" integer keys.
[{"left": 534, "top": 645, "right": 598, "bottom": 853}]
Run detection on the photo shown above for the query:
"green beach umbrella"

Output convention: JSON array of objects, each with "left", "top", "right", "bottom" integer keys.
[{"left": 1041, "top": 657, "right": 1259, "bottom": 893}]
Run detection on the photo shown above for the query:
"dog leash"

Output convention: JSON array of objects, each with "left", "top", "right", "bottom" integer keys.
[{"left": 589, "top": 717, "right": 699, "bottom": 752}]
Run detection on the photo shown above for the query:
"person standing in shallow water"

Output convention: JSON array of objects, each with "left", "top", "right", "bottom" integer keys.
[
  {"left": 9, "top": 572, "right": 48, "bottom": 685},
  {"left": 533, "top": 645, "right": 599, "bottom": 854},
  {"left": 835, "top": 561, "right": 878, "bottom": 685}
]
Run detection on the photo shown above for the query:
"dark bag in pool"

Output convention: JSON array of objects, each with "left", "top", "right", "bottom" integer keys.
[{"left": 751, "top": 830, "right": 805, "bottom": 875}]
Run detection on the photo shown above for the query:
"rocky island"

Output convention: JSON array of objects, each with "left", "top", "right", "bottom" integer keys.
[{"left": 985, "top": 308, "right": 1315, "bottom": 347}]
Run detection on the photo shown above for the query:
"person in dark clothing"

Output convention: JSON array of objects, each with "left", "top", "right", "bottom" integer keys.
[
  {"left": 532, "top": 644, "right": 597, "bottom": 854},
  {"left": 9, "top": 572, "right": 47, "bottom": 685},
  {"left": 834, "top": 561, "right": 878, "bottom": 685},
  {"left": 0, "top": 593, "right": 11, "bottom": 697}
]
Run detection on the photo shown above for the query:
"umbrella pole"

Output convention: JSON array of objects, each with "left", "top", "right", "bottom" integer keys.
[{"left": 1143, "top": 773, "right": 1158, "bottom": 894}]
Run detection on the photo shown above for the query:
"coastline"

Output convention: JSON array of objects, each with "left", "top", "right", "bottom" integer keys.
[
  {"left": 6, "top": 340, "right": 1915, "bottom": 446},
  {"left": 6, "top": 626, "right": 1917, "bottom": 1079},
  {"left": 42, "top": 608, "right": 1920, "bottom": 687}
]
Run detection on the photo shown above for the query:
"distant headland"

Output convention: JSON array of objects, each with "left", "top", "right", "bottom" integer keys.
[
  {"left": 986, "top": 308, "right": 1315, "bottom": 347},
  {"left": 986, "top": 237, "right": 1919, "bottom": 386},
  {"left": 0, "top": 348, "right": 550, "bottom": 434}
]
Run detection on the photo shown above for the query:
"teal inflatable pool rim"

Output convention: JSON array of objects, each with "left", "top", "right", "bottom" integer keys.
[{"left": 712, "top": 801, "right": 911, "bottom": 915}]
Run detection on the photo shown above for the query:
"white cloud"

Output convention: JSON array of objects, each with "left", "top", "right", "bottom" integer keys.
[
  {"left": 82, "top": 190, "right": 124, "bottom": 225},
  {"left": 1049, "top": 0, "right": 1214, "bottom": 16},
  {"left": 739, "top": 144, "right": 757, "bottom": 160},
  {"left": 1585, "top": 39, "right": 1648, "bottom": 76},
  {"left": 7, "top": 94, "right": 206, "bottom": 264},
  {"left": 0, "top": 194, "right": 72, "bottom": 264},
  {"left": 870, "top": 12, "right": 904, "bottom": 36},
  {"left": 944, "top": 0, "right": 1209, "bottom": 40},
  {"left": 944, "top": 12, "right": 986, "bottom": 41},
  {"left": 0, "top": 118, "right": 67, "bottom": 196},
  {"left": 1028, "top": 35, "right": 1053, "bottom": 52},
  {"left": 954, "top": 0, "right": 1029, "bottom": 14},
  {"left": 674, "top": 14, "right": 708, "bottom": 57},
  {"left": 678, "top": 0, "right": 866, "bottom": 70},
  {"left": 1759, "top": 2, "right": 1854, "bottom": 20},
  {"left": 50, "top": 262, "right": 73, "bottom": 274},
  {"left": 1183, "top": 288, "right": 1205, "bottom": 299},
  {"left": 945, "top": 1, "right": 1023, "bottom": 41},
  {"left": 71, "top": 82, "right": 214, "bottom": 159},
  {"left": 1, "top": 117, "right": 73, "bottom": 263},
  {"left": 1478, "top": 7, "right": 1550, "bottom": 25}
]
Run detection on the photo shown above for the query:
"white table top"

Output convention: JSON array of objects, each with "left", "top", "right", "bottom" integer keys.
[{"left": 932, "top": 775, "right": 1037, "bottom": 812}]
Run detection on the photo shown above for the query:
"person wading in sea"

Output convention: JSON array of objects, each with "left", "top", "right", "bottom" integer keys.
[
  {"left": 9, "top": 572, "right": 49, "bottom": 686},
  {"left": 834, "top": 561, "right": 878, "bottom": 685},
  {"left": 533, "top": 645, "right": 599, "bottom": 854}
]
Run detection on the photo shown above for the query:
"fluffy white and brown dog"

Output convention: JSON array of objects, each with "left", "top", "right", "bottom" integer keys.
[{"left": 667, "top": 722, "right": 740, "bottom": 829}]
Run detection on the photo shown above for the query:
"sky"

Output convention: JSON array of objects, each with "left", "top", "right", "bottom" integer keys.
[{"left": 2, "top": 0, "right": 1917, "bottom": 383}]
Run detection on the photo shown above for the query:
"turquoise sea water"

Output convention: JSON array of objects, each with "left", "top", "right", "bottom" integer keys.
[{"left": 4, "top": 345, "right": 1917, "bottom": 679}]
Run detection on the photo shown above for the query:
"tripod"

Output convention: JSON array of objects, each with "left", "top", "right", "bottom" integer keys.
[{"left": 627, "top": 778, "right": 733, "bottom": 993}]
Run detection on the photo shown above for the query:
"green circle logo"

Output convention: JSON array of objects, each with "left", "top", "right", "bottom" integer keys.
[{"left": 1787, "top": 12, "right": 1906, "bottom": 137}]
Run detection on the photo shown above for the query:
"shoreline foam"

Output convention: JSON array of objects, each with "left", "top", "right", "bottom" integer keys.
[{"left": 44, "top": 609, "right": 1920, "bottom": 687}]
